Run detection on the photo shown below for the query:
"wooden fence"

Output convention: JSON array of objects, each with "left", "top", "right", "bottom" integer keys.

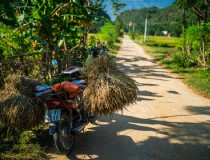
[{"left": 0, "top": 47, "right": 87, "bottom": 87}]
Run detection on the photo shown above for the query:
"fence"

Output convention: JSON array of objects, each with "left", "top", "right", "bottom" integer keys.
[{"left": 0, "top": 47, "right": 87, "bottom": 88}]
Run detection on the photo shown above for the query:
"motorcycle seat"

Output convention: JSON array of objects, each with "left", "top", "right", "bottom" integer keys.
[
  {"left": 34, "top": 85, "right": 53, "bottom": 97},
  {"left": 72, "top": 80, "right": 87, "bottom": 90}
]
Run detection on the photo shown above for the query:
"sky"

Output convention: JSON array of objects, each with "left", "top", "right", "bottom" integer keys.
[{"left": 103, "top": 0, "right": 176, "bottom": 21}]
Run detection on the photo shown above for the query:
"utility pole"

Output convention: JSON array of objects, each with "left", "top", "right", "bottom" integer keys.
[
  {"left": 144, "top": 18, "right": 147, "bottom": 42},
  {"left": 183, "top": 7, "right": 186, "bottom": 54},
  {"left": 128, "top": 24, "right": 130, "bottom": 32},
  {"left": 128, "top": 21, "right": 132, "bottom": 33},
  {"left": 133, "top": 23, "right": 135, "bottom": 33}
]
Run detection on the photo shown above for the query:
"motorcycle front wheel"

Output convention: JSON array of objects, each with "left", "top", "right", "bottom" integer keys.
[{"left": 53, "top": 112, "right": 74, "bottom": 154}]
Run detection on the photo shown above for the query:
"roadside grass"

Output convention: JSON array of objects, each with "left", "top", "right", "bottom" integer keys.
[
  {"left": 140, "top": 45, "right": 177, "bottom": 60},
  {"left": 108, "top": 39, "right": 122, "bottom": 57},
  {"left": 135, "top": 37, "right": 210, "bottom": 99},
  {"left": 0, "top": 124, "right": 53, "bottom": 160},
  {"left": 135, "top": 35, "right": 180, "bottom": 48}
]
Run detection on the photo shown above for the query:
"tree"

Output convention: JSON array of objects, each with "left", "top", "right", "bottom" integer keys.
[
  {"left": 0, "top": 0, "right": 104, "bottom": 77},
  {"left": 0, "top": 0, "right": 105, "bottom": 55},
  {"left": 176, "top": 0, "right": 209, "bottom": 26},
  {"left": 99, "top": 22, "right": 118, "bottom": 47},
  {"left": 115, "top": 16, "right": 125, "bottom": 37},
  {"left": 110, "top": 0, "right": 126, "bottom": 16},
  {"left": 176, "top": 0, "right": 209, "bottom": 67}
]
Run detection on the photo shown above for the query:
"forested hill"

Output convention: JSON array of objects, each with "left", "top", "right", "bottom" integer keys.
[{"left": 117, "top": 4, "right": 196, "bottom": 37}]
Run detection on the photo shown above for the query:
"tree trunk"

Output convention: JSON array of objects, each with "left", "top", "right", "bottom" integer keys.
[{"left": 183, "top": 7, "right": 187, "bottom": 55}]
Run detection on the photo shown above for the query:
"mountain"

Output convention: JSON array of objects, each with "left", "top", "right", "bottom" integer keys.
[
  {"left": 104, "top": 0, "right": 176, "bottom": 21},
  {"left": 116, "top": 4, "right": 196, "bottom": 37}
]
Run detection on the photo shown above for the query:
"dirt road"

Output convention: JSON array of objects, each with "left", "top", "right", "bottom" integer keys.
[{"left": 47, "top": 35, "right": 210, "bottom": 160}]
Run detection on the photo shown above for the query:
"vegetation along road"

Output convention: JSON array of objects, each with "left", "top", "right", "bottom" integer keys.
[{"left": 47, "top": 35, "right": 210, "bottom": 160}]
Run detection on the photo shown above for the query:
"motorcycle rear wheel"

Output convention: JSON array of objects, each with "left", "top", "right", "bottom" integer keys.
[{"left": 53, "top": 112, "right": 74, "bottom": 154}]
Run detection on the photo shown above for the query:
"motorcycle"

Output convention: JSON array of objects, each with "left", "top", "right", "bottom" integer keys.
[
  {"left": 88, "top": 46, "right": 108, "bottom": 58},
  {"left": 34, "top": 46, "right": 108, "bottom": 154},
  {"left": 35, "top": 66, "right": 94, "bottom": 154}
]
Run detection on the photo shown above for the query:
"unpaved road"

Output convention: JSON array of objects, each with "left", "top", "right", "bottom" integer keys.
[{"left": 47, "top": 36, "right": 210, "bottom": 160}]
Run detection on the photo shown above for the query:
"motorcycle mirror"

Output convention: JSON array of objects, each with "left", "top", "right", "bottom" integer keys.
[{"left": 52, "top": 59, "right": 58, "bottom": 68}]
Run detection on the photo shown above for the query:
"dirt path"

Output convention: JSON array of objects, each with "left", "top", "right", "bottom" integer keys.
[{"left": 47, "top": 35, "right": 210, "bottom": 160}]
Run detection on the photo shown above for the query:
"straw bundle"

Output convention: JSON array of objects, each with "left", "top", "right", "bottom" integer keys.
[
  {"left": 81, "top": 55, "right": 138, "bottom": 116},
  {"left": 4, "top": 74, "right": 40, "bottom": 98},
  {"left": 0, "top": 74, "right": 44, "bottom": 131}
]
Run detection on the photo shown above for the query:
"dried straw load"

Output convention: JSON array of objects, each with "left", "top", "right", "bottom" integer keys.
[
  {"left": 0, "top": 74, "right": 44, "bottom": 131},
  {"left": 81, "top": 55, "right": 138, "bottom": 116}
]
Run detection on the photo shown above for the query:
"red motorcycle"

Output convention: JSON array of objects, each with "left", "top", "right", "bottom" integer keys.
[{"left": 35, "top": 67, "right": 94, "bottom": 154}]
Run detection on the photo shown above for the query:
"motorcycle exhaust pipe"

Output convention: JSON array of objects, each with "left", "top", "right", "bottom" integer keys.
[{"left": 70, "top": 123, "right": 87, "bottom": 136}]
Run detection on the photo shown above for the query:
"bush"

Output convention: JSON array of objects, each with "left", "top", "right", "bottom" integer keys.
[
  {"left": 98, "top": 22, "right": 118, "bottom": 48},
  {"left": 173, "top": 51, "right": 197, "bottom": 68},
  {"left": 183, "top": 24, "right": 210, "bottom": 67},
  {"left": 0, "top": 125, "right": 49, "bottom": 160}
]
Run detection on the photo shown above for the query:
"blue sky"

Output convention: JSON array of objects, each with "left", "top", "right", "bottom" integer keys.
[{"left": 103, "top": 0, "right": 176, "bottom": 21}]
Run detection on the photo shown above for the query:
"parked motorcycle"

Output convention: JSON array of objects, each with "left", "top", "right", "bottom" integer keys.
[
  {"left": 87, "top": 45, "right": 108, "bottom": 59},
  {"left": 35, "top": 67, "right": 94, "bottom": 154},
  {"left": 34, "top": 46, "right": 108, "bottom": 154}
]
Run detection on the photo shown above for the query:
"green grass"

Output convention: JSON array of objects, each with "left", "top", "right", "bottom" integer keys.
[
  {"left": 184, "top": 69, "right": 210, "bottom": 98},
  {"left": 139, "top": 44, "right": 177, "bottom": 60},
  {"left": 0, "top": 125, "right": 52, "bottom": 160},
  {"left": 135, "top": 36, "right": 210, "bottom": 99},
  {"left": 108, "top": 38, "right": 122, "bottom": 57},
  {"left": 135, "top": 35, "right": 180, "bottom": 48}
]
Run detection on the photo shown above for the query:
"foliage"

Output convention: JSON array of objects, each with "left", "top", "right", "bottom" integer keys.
[
  {"left": 173, "top": 51, "right": 197, "bottom": 68},
  {"left": 98, "top": 22, "right": 118, "bottom": 47},
  {"left": 0, "top": 0, "right": 109, "bottom": 85},
  {"left": 110, "top": 0, "right": 126, "bottom": 16},
  {"left": 0, "top": 0, "right": 103, "bottom": 56},
  {"left": 175, "top": 0, "right": 209, "bottom": 68},
  {"left": 185, "top": 26, "right": 203, "bottom": 50},
  {"left": 0, "top": 125, "right": 49, "bottom": 160},
  {"left": 89, "top": 8, "right": 111, "bottom": 33},
  {"left": 117, "top": 5, "right": 194, "bottom": 37},
  {"left": 178, "top": 23, "right": 210, "bottom": 67},
  {"left": 175, "top": 0, "right": 209, "bottom": 25},
  {"left": 114, "top": 16, "right": 125, "bottom": 37}
]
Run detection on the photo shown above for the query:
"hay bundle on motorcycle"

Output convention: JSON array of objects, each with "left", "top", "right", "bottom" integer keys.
[
  {"left": 81, "top": 55, "right": 138, "bottom": 116},
  {"left": 0, "top": 74, "right": 44, "bottom": 131}
]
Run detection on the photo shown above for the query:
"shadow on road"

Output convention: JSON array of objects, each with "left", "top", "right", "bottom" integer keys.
[
  {"left": 137, "top": 90, "right": 163, "bottom": 101},
  {"left": 46, "top": 44, "right": 210, "bottom": 159},
  {"left": 168, "top": 90, "right": 180, "bottom": 94},
  {"left": 64, "top": 110, "right": 210, "bottom": 160},
  {"left": 116, "top": 56, "right": 182, "bottom": 81},
  {"left": 185, "top": 105, "right": 210, "bottom": 116},
  {"left": 116, "top": 54, "right": 186, "bottom": 102}
]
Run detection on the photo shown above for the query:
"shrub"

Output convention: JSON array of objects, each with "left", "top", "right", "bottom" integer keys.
[
  {"left": 0, "top": 126, "right": 49, "bottom": 160},
  {"left": 98, "top": 22, "right": 118, "bottom": 48},
  {"left": 173, "top": 51, "right": 197, "bottom": 68}
]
